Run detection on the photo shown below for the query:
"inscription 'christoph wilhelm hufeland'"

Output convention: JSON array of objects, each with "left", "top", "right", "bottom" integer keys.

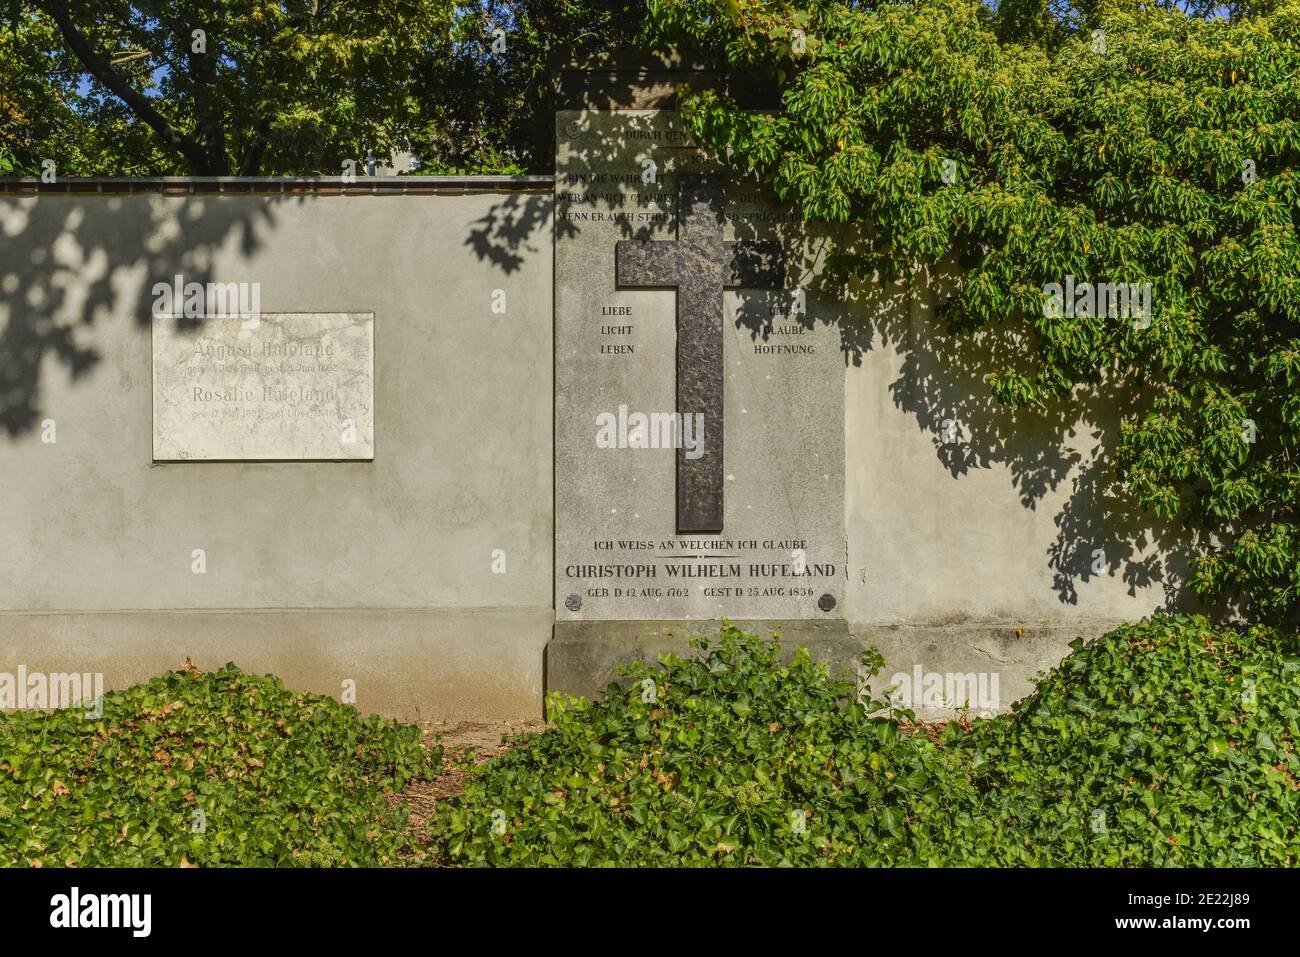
[{"left": 563, "top": 561, "right": 837, "bottom": 579}]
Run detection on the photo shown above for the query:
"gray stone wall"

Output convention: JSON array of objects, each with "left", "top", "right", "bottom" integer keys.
[
  {"left": 0, "top": 185, "right": 555, "bottom": 719},
  {"left": 842, "top": 269, "right": 1178, "bottom": 714}
]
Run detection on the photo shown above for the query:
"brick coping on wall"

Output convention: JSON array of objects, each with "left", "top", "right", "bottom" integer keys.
[{"left": 0, "top": 175, "right": 556, "bottom": 195}]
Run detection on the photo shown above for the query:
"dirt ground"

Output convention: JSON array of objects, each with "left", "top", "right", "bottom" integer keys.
[{"left": 399, "top": 719, "right": 545, "bottom": 832}]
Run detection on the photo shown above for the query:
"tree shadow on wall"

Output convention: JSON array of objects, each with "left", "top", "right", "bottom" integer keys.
[
  {"left": 462, "top": 114, "right": 696, "bottom": 272},
  {"left": 0, "top": 192, "right": 284, "bottom": 438},
  {"left": 464, "top": 189, "right": 573, "bottom": 274},
  {"left": 728, "top": 227, "right": 1195, "bottom": 611}
]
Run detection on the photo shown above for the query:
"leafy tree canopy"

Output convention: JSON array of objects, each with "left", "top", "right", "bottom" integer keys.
[
  {"left": 2, "top": 1, "right": 647, "bottom": 175},
  {"left": 412, "top": 0, "right": 649, "bottom": 173},
  {"left": 8, "top": 0, "right": 457, "bottom": 175}
]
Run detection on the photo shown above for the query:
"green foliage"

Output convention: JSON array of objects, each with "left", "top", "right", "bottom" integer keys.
[
  {"left": 971, "top": 614, "right": 1300, "bottom": 864},
  {"left": 0, "top": 663, "right": 439, "bottom": 867},
  {"left": 431, "top": 622, "right": 950, "bottom": 866},
  {"left": 8, "top": 1, "right": 648, "bottom": 175},
  {"left": 14, "top": 0, "right": 456, "bottom": 175},
  {"left": 5, "top": 620, "right": 1293, "bottom": 868},
  {"left": 429, "top": 620, "right": 1300, "bottom": 866},
  {"left": 652, "top": 0, "right": 1300, "bottom": 625},
  {"left": 0, "top": 11, "right": 114, "bottom": 175},
  {"left": 411, "top": 1, "right": 650, "bottom": 173}
]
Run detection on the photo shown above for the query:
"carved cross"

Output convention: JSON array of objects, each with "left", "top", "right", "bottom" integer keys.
[{"left": 616, "top": 174, "right": 785, "bottom": 532}]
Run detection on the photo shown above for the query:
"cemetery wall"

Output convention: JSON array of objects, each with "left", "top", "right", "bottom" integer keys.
[
  {"left": 0, "top": 184, "right": 556, "bottom": 719},
  {"left": 1, "top": 177, "right": 1174, "bottom": 721}
]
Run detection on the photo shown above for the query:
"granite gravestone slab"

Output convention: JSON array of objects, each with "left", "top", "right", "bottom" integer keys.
[
  {"left": 554, "top": 109, "right": 845, "bottom": 624},
  {"left": 152, "top": 312, "right": 374, "bottom": 461}
]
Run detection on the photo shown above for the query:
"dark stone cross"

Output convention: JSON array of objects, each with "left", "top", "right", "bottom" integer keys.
[{"left": 616, "top": 174, "right": 785, "bottom": 532}]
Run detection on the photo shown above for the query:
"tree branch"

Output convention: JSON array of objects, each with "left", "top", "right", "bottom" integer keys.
[
  {"left": 184, "top": 24, "right": 228, "bottom": 174},
  {"left": 238, "top": 118, "right": 271, "bottom": 176},
  {"left": 39, "top": 1, "right": 220, "bottom": 174}
]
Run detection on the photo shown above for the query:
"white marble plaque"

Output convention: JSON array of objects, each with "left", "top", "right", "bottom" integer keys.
[{"left": 152, "top": 312, "right": 374, "bottom": 461}]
